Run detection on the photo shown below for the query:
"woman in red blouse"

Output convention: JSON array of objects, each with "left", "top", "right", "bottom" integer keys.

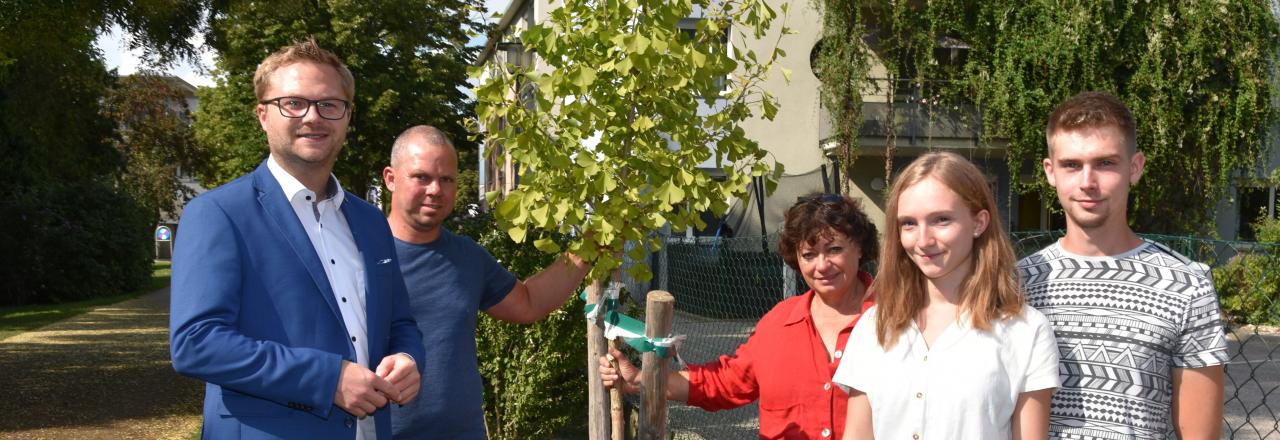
[{"left": 601, "top": 193, "right": 878, "bottom": 439}]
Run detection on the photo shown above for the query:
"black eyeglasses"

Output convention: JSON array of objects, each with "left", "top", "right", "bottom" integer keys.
[
  {"left": 259, "top": 96, "right": 351, "bottom": 120},
  {"left": 796, "top": 193, "right": 843, "bottom": 205}
]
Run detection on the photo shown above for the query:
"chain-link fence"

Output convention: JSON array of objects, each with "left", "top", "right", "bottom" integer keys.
[{"left": 627, "top": 231, "right": 1280, "bottom": 439}]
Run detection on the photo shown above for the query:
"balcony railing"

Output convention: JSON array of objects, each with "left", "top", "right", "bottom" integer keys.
[{"left": 822, "top": 78, "right": 987, "bottom": 150}]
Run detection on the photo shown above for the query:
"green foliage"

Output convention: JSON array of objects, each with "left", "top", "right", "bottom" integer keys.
[
  {"left": 474, "top": 0, "right": 789, "bottom": 282},
  {"left": 0, "top": 181, "right": 154, "bottom": 306},
  {"left": 814, "top": 0, "right": 1279, "bottom": 235},
  {"left": 1214, "top": 211, "right": 1280, "bottom": 325},
  {"left": 811, "top": 0, "right": 870, "bottom": 186},
  {"left": 1214, "top": 246, "right": 1280, "bottom": 325},
  {"left": 103, "top": 73, "right": 206, "bottom": 221},
  {"left": 193, "top": 0, "right": 485, "bottom": 201},
  {"left": 192, "top": 71, "right": 263, "bottom": 189},
  {"left": 0, "top": 1, "right": 201, "bottom": 305},
  {"left": 1256, "top": 215, "right": 1280, "bottom": 244},
  {"left": 450, "top": 213, "right": 587, "bottom": 439}
]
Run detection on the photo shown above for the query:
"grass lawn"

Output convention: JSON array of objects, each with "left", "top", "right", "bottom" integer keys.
[{"left": 0, "top": 260, "right": 171, "bottom": 341}]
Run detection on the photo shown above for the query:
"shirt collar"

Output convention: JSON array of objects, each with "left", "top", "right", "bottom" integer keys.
[
  {"left": 267, "top": 154, "right": 344, "bottom": 206},
  {"left": 783, "top": 271, "right": 875, "bottom": 326}
]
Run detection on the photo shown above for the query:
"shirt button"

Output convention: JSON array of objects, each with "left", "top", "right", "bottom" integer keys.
[
  {"left": 306, "top": 195, "right": 312, "bottom": 201},
  {"left": 923, "top": 355, "right": 928, "bottom": 362},
  {"left": 341, "top": 297, "right": 347, "bottom": 302},
  {"left": 834, "top": 350, "right": 843, "bottom": 359},
  {"left": 821, "top": 428, "right": 831, "bottom": 437},
  {"left": 330, "top": 259, "right": 335, "bottom": 264},
  {"left": 916, "top": 392, "right": 923, "bottom": 398},
  {"left": 351, "top": 336, "right": 357, "bottom": 342},
  {"left": 912, "top": 434, "right": 920, "bottom": 439},
  {"left": 823, "top": 383, "right": 831, "bottom": 391}
]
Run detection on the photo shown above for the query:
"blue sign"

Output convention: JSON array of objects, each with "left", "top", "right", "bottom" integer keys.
[{"left": 156, "top": 226, "right": 172, "bottom": 241}]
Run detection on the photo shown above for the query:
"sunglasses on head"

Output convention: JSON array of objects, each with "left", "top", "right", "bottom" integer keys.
[{"left": 796, "top": 193, "right": 842, "bottom": 205}]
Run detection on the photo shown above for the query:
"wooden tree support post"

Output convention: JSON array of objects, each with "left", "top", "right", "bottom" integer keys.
[
  {"left": 586, "top": 279, "right": 611, "bottom": 440},
  {"left": 639, "top": 290, "right": 674, "bottom": 440},
  {"left": 609, "top": 338, "right": 625, "bottom": 440}
]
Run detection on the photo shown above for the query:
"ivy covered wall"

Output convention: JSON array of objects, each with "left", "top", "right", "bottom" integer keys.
[{"left": 814, "top": 0, "right": 1279, "bottom": 235}]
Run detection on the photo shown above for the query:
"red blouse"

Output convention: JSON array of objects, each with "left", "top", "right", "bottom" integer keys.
[{"left": 685, "top": 271, "right": 875, "bottom": 440}]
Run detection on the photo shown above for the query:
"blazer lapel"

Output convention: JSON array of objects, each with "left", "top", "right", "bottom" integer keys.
[{"left": 252, "top": 163, "right": 345, "bottom": 325}]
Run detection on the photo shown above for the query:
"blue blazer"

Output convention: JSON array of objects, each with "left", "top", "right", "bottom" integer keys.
[{"left": 170, "top": 161, "right": 425, "bottom": 439}]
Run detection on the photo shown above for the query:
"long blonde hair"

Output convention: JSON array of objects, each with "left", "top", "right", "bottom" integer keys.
[{"left": 874, "top": 152, "right": 1024, "bottom": 348}]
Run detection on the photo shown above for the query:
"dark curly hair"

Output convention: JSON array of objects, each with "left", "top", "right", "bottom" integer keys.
[{"left": 778, "top": 193, "right": 879, "bottom": 271}]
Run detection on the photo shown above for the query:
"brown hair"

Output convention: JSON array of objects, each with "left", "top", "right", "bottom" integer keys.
[
  {"left": 875, "top": 152, "right": 1024, "bottom": 348},
  {"left": 779, "top": 193, "right": 879, "bottom": 272},
  {"left": 253, "top": 37, "right": 355, "bottom": 101},
  {"left": 1045, "top": 91, "right": 1136, "bottom": 154}
]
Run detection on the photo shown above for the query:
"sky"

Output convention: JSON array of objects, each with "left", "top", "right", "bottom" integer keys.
[
  {"left": 97, "top": 26, "right": 217, "bottom": 87},
  {"left": 95, "top": 0, "right": 511, "bottom": 88}
]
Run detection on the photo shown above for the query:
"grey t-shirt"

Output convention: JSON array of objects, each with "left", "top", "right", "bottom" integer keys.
[{"left": 390, "top": 229, "right": 517, "bottom": 439}]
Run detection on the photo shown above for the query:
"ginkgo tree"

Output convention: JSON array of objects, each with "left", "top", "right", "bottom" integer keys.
[{"left": 473, "top": 0, "right": 791, "bottom": 284}]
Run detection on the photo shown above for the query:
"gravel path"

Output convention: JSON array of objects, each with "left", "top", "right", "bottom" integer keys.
[{"left": 0, "top": 287, "right": 202, "bottom": 439}]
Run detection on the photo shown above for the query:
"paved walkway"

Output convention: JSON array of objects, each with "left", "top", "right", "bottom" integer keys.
[{"left": 0, "top": 287, "right": 202, "bottom": 439}]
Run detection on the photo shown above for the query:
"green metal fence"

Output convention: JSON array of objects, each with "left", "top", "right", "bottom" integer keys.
[{"left": 640, "top": 231, "right": 1280, "bottom": 439}]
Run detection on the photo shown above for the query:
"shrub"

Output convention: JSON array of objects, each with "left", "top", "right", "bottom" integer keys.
[
  {"left": 1214, "top": 216, "right": 1280, "bottom": 325},
  {"left": 450, "top": 212, "right": 588, "bottom": 439},
  {"left": 1255, "top": 214, "right": 1280, "bottom": 244},
  {"left": 0, "top": 181, "right": 154, "bottom": 305}
]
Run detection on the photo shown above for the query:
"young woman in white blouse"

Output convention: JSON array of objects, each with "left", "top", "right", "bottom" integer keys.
[{"left": 833, "top": 152, "right": 1060, "bottom": 440}]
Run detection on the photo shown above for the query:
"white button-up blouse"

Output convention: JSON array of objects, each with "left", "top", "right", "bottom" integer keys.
[{"left": 832, "top": 304, "right": 1060, "bottom": 440}]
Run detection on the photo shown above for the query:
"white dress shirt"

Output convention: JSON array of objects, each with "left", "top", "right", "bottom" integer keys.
[
  {"left": 267, "top": 155, "right": 374, "bottom": 439},
  {"left": 832, "top": 304, "right": 1061, "bottom": 440}
]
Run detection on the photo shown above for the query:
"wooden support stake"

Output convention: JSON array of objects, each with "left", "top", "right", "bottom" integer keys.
[
  {"left": 639, "top": 290, "right": 674, "bottom": 440},
  {"left": 609, "top": 339, "right": 626, "bottom": 440},
  {"left": 586, "top": 279, "right": 611, "bottom": 440}
]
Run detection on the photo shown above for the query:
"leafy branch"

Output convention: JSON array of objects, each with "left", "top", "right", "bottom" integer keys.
[{"left": 473, "top": 0, "right": 790, "bottom": 281}]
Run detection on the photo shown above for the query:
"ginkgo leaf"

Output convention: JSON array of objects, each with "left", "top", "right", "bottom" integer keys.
[
  {"left": 534, "top": 238, "right": 561, "bottom": 253},
  {"left": 507, "top": 225, "right": 527, "bottom": 243}
]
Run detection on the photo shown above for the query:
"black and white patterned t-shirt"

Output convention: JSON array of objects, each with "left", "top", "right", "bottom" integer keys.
[{"left": 1018, "top": 239, "right": 1228, "bottom": 440}]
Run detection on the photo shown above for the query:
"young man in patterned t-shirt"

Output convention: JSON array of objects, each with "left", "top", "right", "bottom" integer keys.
[{"left": 1018, "top": 91, "right": 1228, "bottom": 440}]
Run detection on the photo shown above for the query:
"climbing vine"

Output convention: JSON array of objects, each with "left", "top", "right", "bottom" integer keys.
[
  {"left": 815, "top": 0, "right": 1279, "bottom": 235},
  {"left": 812, "top": 0, "right": 867, "bottom": 192}
]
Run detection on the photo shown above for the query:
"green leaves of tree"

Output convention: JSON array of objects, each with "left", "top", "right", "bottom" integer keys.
[
  {"left": 194, "top": 0, "right": 485, "bottom": 205},
  {"left": 0, "top": 1, "right": 204, "bottom": 304},
  {"left": 102, "top": 73, "right": 206, "bottom": 222},
  {"left": 474, "top": 0, "right": 788, "bottom": 281}
]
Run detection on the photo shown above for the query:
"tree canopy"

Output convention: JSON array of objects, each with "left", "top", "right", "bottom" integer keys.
[
  {"left": 474, "top": 0, "right": 789, "bottom": 281},
  {"left": 102, "top": 73, "right": 206, "bottom": 221},
  {"left": 815, "top": 0, "right": 1279, "bottom": 235},
  {"left": 193, "top": 0, "right": 486, "bottom": 206},
  {"left": 0, "top": 0, "right": 204, "bottom": 304}
]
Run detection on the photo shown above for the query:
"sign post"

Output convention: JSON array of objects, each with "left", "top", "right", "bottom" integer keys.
[{"left": 155, "top": 225, "right": 173, "bottom": 260}]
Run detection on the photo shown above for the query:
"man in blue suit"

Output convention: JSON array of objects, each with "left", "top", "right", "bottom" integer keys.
[{"left": 170, "top": 38, "right": 425, "bottom": 439}]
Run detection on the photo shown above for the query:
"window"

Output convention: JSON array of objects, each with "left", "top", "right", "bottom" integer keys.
[{"left": 1237, "top": 185, "right": 1277, "bottom": 241}]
